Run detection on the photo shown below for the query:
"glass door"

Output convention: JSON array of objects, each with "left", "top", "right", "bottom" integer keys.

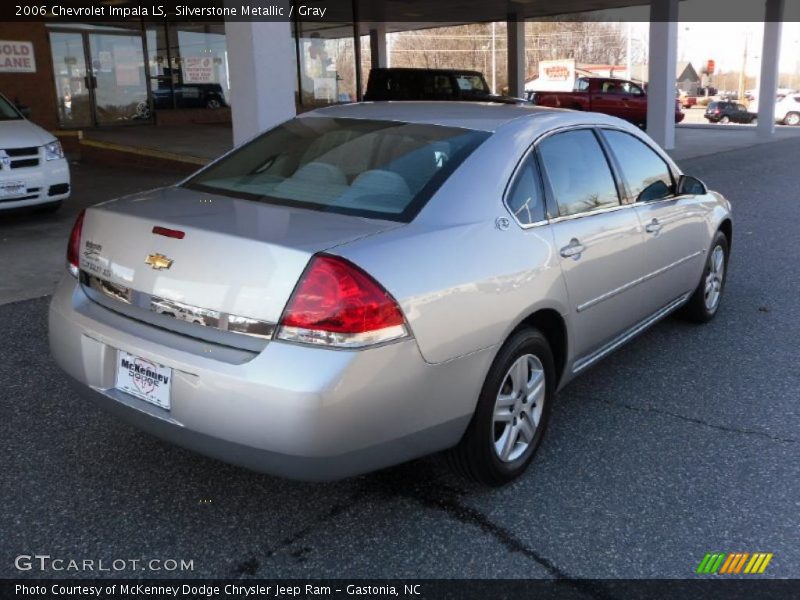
[
  {"left": 87, "top": 33, "right": 150, "bottom": 124},
  {"left": 49, "top": 31, "right": 92, "bottom": 128}
]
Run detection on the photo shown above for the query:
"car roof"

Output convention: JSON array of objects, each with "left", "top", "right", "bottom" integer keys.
[
  {"left": 303, "top": 101, "right": 583, "bottom": 132},
  {"left": 370, "top": 67, "right": 483, "bottom": 75}
]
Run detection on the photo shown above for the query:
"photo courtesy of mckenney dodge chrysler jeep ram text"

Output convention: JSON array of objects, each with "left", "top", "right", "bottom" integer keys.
[
  {"left": 0, "top": 92, "right": 70, "bottom": 213},
  {"left": 49, "top": 102, "right": 732, "bottom": 485}
]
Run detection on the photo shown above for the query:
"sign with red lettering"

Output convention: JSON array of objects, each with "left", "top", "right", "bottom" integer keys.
[
  {"left": 182, "top": 57, "right": 215, "bottom": 84},
  {"left": 0, "top": 40, "right": 36, "bottom": 73}
]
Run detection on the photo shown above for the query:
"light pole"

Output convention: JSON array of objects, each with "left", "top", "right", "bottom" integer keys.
[
  {"left": 491, "top": 22, "right": 497, "bottom": 94},
  {"left": 738, "top": 30, "right": 751, "bottom": 101}
]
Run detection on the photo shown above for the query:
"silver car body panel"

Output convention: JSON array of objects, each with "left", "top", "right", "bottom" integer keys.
[
  {"left": 49, "top": 276, "right": 492, "bottom": 479},
  {"left": 49, "top": 102, "right": 732, "bottom": 479}
]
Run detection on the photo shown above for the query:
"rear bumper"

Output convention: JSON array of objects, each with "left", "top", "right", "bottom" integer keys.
[{"left": 48, "top": 276, "right": 493, "bottom": 480}]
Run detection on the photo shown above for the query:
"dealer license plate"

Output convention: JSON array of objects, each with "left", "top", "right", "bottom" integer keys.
[
  {"left": 0, "top": 181, "right": 26, "bottom": 197},
  {"left": 115, "top": 351, "right": 172, "bottom": 410}
]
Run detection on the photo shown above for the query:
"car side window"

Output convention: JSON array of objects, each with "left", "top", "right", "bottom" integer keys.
[
  {"left": 602, "top": 129, "right": 674, "bottom": 202},
  {"left": 537, "top": 129, "right": 620, "bottom": 217},
  {"left": 626, "top": 83, "right": 644, "bottom": 96},
  {"left": 506, "top": 155, "right": 545, "bottom": 225}
]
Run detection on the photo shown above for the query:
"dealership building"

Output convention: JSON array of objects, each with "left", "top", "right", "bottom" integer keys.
[{"left": 0, "top": 0, "right": 789, "bottom": 157}]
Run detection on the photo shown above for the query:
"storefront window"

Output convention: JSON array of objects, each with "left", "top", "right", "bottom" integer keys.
[
  {"left": 146, "top": 22, "right": 229, "bottom": 112},
  {"left": 296, "top": 23, "right": 357, "bottom": 109}
]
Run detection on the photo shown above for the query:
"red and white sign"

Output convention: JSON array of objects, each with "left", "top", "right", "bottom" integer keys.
[
  {"left": 527, "top": 59, "right": 576, "bottom": 92},
  {"left": 182, "top": 56, "right": 215, "bottom": 84},
  {"left": 0, "top": 40, "right": 36, "bottom": 73}
]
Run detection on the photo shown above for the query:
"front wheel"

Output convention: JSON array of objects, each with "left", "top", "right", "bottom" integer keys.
[
  {"left": 719, "top": 115, "right": 730, "bottom": 124},
  {"left": 680, "top": 230, "right": 729, "bottom": 323},
  {"left": 784, "top": 112, "right": 800, "bottom": 126},
  {"left": 450, "top": 328, "right": 555, "bottom": 486}
]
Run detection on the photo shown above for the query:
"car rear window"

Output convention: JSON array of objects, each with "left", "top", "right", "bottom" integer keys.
[{"left": 184, "top": 117, "right": 489, "bottom": 222}]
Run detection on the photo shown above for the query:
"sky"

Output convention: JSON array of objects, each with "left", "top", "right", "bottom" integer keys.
[
  {"left": 596, "top": 0, "right": 800, "bottom": 76},
  {"left": 627, "top": 21, "right": 800, "bottom": 75}
]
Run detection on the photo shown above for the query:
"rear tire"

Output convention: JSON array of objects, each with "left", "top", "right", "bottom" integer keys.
[
  {"left": 680, "top": 230, "right": 729, "bottom": 323},
  {"left": 450, "top": 328, "right": 555, "bottom": 486},
  {"left": 720, "top": 115, "right": 730, "bottom": 124}
]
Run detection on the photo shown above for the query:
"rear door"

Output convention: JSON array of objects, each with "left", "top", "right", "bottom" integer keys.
[
  {"left": 600, "top": 128, "right": 707, "bottom": 316},
  {"left": 538, "top": 128, "right": 649, "bottom": 361}
]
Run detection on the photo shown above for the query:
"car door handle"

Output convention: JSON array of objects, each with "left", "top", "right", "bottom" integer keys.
[
  {"left": 560, "top": 238, "right": 586, "bottom": 259},
  {"left": 645, "top": 219, "right": 663, "bottom": 234}
]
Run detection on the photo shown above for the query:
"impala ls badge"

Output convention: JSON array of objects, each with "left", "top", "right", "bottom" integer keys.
[{"left": 145, "top": 253, "right": 173, "bottom": 270}]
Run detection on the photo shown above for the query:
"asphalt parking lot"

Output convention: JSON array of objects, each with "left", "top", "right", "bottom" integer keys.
[{"left": 1, "top": 141, "right": 799, "bottom": 580}]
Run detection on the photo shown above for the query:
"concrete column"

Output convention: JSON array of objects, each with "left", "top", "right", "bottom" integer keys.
[
  {"left": 507, "top": 17, "right": 526, "bottom": 98},
  {"left": 370, "top": 24, "right": 388, "bottom": 69},
  {"left": 757, "top": 0, "right": 785, "bottom": 138},
  {"left": 646, "top": 0, "right": 679, "bottom": 150},
  {"left": 224, "top": 20, "right": 297, "bottom": 146}
]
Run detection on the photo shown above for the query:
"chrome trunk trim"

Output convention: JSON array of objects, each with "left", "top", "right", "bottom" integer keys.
[{"left": 80, "top": 271, "right": 275, "bottom": 341}]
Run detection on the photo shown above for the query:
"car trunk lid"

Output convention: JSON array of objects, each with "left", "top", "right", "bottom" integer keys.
[{"left": 77, "top": 186, "right": 402, "bottom": 344}]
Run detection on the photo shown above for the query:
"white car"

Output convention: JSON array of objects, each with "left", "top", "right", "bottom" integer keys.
[
  {"left": 774, "top": 94, "right": 800, "bottom": 126},
  {"left": 0, "top": 93, "right": 70, "bottom": 212}
]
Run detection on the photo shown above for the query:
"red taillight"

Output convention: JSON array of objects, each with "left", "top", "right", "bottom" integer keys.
[
  {"left": 277, "top": 254, "right": 407, "bottom": 348},
  {"left": 67, "top": 209, "right": 86, "bottom": 277}
]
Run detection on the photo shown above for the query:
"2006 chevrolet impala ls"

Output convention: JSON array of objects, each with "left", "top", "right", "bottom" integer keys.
[{"left": 49, "top": 102, "right": 731, "bottom": 485}]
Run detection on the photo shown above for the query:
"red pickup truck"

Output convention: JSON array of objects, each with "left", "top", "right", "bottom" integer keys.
[{"left": 530, "top": 77, "right": 684, "bottom": 127}]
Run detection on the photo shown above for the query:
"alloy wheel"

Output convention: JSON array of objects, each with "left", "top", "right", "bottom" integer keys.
[
  {"left": 704, "top": 245, "right": 725, "bottom": 311},
  {"left": 493, "top": 354, "right": 545, "bottom": 462}
]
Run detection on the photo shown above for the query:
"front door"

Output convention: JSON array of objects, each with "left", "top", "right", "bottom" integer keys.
[
  {"left": 537, "top": 128, "right": 649, "bottom": 362},
  {"left": 87, "top": 33, "right": 150, "bottom": 124},
  {"left": 599, "top": 128, "right": 707, "bottom": 316},
  {"left": 48, "top": 31, "right": 92, "bottom": 128},
  {"left": 49, "top": 29, "right": 151, "bottom": 127}
]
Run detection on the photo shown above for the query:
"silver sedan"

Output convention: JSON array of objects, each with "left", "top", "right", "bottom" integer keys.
[{"left": 49, "top": 102, "right": 732, "bottom": 485}]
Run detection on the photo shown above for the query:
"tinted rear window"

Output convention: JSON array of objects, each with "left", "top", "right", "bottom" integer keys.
[{"left": 184, "top": 117, "right": 489, "bottom": 222}]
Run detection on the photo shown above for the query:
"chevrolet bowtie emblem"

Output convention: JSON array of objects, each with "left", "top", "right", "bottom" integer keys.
[{"left": 145, "top": 253, "right": 173, "bottom": 270}]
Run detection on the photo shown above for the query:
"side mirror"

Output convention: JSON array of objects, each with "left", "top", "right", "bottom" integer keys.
[
  {"left": 637, "top": 180, "right": 671, "bottom": 202},
  {"left": 676, "top": 175, "right": 707, "bottom": 196}
]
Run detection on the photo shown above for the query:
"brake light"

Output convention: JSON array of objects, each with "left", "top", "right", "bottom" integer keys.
[
  {"left": 67, "top": 209, "right": 86, "bottom": 277},
  {"left": 277, "top": 254, "right": 408, "bottom": 348},
  {"left": 152, "top": 225, "right": 185, "bottom": 239}
]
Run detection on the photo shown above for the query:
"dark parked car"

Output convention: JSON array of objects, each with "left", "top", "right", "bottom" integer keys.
[
  {"left": 151, "top": 83, "right": 227, "bottom": 110},
  {"left": 704, "top": 101, "right": 756, "bottom": 124},
  {"left": 364, "top": 68, "right": 525, "bottom": 104}
]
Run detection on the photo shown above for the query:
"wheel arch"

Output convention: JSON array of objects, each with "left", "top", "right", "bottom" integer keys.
[
  {"left": 718, "top": 218, "right": 733, "bottom": 250},
  {"left": 512, "top": 308, "right": 568, "bottom": 388}
]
